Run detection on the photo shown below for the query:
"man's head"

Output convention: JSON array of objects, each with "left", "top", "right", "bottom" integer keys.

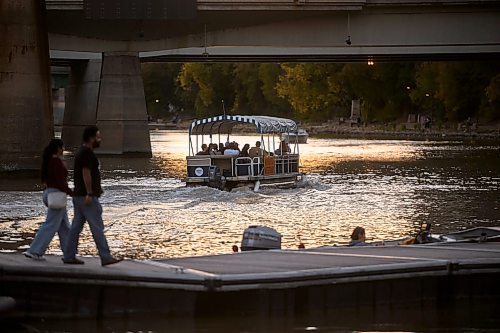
[
  {"left": 83, "top": 125, "right": 101, "bottom": 149},
  {"left": 201, "top": 143, "right": 208, "bottom": 150},
  {"left": 255, "top": 141, "right": 261, "bottom": 148}
]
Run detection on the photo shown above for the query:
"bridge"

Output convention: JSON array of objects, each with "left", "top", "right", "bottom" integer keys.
[{"left": 1, "top": 0, "right": 500, "bottom": 169}]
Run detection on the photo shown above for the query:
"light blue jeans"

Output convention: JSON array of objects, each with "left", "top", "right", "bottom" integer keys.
[
  {"left": 28, "top": 188, "right": 70, "bottom": 255},
  {"left": 64, "top": 196, "right": 113, "bottom": 262}
]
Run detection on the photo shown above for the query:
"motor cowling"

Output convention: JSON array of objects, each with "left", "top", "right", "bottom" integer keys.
[{"left": 241, "top": 225, "right": 282, "bottom": 251}]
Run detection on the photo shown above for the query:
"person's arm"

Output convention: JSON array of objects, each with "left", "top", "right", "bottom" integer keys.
[
  {"left": 48, "top": 159, "right": 74, "bottom": 196},
  {"left": 83, "top": 167, "right": 93, "bottom": 205}
]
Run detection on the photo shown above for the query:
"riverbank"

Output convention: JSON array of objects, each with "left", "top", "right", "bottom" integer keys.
[
  {"left": 160, "top": 119, "right": 500, "bottom": 142},
  {"left": 301, "top": 121, "right": 500, "bottom": 142}
]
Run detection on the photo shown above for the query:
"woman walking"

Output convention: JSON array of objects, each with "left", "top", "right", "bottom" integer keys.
[{"left": 24, "top": 139, "right": 73, "bottom": 260}]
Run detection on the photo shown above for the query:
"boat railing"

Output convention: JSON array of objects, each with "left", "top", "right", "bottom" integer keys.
[
  {"left": 187, "top": 154, "right": 299, "bottom": 179},
  {"left": 274, "top": 154, "right": 299, "bottom": 174},
  {"left": 235, "top": 157, "right": 253, "bottom": 176}
]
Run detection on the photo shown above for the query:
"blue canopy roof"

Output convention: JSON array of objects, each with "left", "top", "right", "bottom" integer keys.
[{"left": 189, "top": 115, "right": 298, "bottom": 135}]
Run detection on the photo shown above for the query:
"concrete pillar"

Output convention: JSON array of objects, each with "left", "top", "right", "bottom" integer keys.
[
  {"left": 62, "top": 60, "right": 101, "bottom": 149},
  {"left": 0, "top": 1, "right": 52, "bottom": 170},
  {"left": 52, "top": 87, "right": 65, "bottom": 127},
  {"left": 96, "top": 52, "right": 152, "bottom": 157}
]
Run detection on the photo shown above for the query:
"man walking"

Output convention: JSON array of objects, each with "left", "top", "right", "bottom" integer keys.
[{"left": 63, "top": 126, "right": 122, "bottom": 266}]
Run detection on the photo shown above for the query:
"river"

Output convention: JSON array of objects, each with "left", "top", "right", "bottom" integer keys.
[{"left": 0, "top": 131, "right": 499, "bottom": 259}]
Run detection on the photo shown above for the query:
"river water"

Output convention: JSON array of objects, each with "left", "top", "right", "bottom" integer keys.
[{"left": 0, "top": 131, "right": 499, "bottom": 259}]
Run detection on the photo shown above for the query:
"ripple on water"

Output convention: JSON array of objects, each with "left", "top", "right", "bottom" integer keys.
[{"left": 0, "top": 133, "right": 499, "bottom": 258}]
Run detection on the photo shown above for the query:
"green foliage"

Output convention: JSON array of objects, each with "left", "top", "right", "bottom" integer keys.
[
  {"left": 142, "top": 61, "right": 500, "bottom": 124},
  {"left": 178, "top": 63, "right": 235, "bottom": 117},
  {"left": 277, "top": 63, "right": 345, "bottom": 120},
  {"left": 142, "top": 63, "right": 184, "bottom": 119}
]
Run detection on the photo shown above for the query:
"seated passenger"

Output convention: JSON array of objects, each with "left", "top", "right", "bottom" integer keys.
[
  {"left": 248, "top": 141, "right": 267, "bottom": 158},
  {"left": 218, "top": 143, "right": 226, "bottom": 155},
  {"left": 196, "top": 143, "right": 209, "bottom": 155},
  {"left": 223, "top": 142, "right": 240, "bottom": 157},
  {"left": 274, "top": 140, "right": 290, "bottom": 155},
  {"left": 349, "top": 227, "right": 367, "bottom": 246},
  {"left": 209, "top": 143, "right": 220, "bottom": 155},
  {"left": 240, "top": 144, "right": 250, "bottom": 158}
]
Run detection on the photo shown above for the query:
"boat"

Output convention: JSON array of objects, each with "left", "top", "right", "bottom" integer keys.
[
  {"left": 380, "top": 225, "right": 500, "bottom": 246},
  {"left": 185, "top": 115, "right": 304, "bottom": 191},
  {"left": 281, "top": 128, "right": 308, "bottom": 144}
]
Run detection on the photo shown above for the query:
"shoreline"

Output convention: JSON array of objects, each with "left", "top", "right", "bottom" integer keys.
[{"left": 302, "top": 123, "right": 500, "bottom": 142}]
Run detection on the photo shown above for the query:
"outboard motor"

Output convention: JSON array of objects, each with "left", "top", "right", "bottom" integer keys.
[
  {"left": 208, "top": 165, "right": 225, "bottom": 190},
  {"left": 241, "top": 225, "right": 282, "bottom": 251}
]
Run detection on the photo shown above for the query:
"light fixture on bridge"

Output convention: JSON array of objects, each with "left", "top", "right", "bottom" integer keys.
[
  {"left": 345, "top": 13, "right": 352, "bottom": 46},
  {"left": 202, "top": 24, "right": 210, "bottom": 57},
  {"left": 367, "top": 59, "right": 374, "bottom": 66},
  {"left": 155, "top": 99, "right": 160, "bottom": 103}
]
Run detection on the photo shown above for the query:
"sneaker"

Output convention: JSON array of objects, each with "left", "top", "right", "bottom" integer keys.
[
  {"left": 62, "top": 257, "right": 85, "bottom": 265},
  {"left": 101, "top": 257, "right": 123, "bottom": 266},
  {"left": 24, "top": 251, "right": 46, "bottom": 261}
]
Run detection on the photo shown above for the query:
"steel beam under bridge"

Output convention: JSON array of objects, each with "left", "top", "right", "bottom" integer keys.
[{"left": 45, "top": 1, "right": 500, "bottom": 58}]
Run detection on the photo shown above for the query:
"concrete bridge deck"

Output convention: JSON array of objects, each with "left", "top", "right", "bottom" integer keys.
[{"left": 1, "top": 242, "right": 499, "bottom": 329}]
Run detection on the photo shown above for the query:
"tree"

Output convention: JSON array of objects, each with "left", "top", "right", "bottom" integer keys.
[
  {"left": 178, "top": 63, "right": 235, "bottom": 117},
  {"left": 276, "top": 63, "right": 344, "bottom": 120},
  {"left": 142, "top": 63, "right": 184, "bottom": 119}
]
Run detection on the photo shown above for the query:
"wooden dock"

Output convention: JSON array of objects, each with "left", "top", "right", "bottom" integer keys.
[{"left": 1, "top": 242, "right": 500, "bottom": 330}]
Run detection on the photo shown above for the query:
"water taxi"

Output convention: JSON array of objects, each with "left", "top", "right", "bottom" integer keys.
[{"left": 185, "top": 115, "right": 304, "bottom": 191}]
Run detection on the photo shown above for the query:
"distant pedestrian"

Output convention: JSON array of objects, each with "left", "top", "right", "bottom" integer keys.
[
  {"left": 63, "top": 126, "right": 122, "bottom": 266},
  {"left": 349, "top": 226, "right": 367, "bottom": 246},
  {"left": 24, "top": 139, "right": 73, "bottom": 260}
]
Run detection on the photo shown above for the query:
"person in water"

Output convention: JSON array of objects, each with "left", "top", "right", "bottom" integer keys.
[{"left": 349, "top": 226, "right": 367, "bottom": 246}]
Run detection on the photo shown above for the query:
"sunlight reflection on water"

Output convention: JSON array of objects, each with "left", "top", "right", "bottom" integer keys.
[{"left": 0, "top": 131, "right": 499, "bottom": 259}]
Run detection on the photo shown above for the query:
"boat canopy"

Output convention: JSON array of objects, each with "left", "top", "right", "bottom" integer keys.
[{"left": 189, "top": 115, "right": 298, "bottom": 135}]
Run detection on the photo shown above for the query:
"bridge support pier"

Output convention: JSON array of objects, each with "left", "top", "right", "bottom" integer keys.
[
  {"left": 0, "top": 0, "right": 52, "bottom": 170},
  {"left": 62, "top": 60, "right": 102, "bottom": 149},
  {"left": 96, "top": 52, "right": 152, "bottom": 157}
]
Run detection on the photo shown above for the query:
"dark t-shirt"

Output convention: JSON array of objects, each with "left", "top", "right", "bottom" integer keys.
[{"left": 74, "top": 146, "right": 103, "bottom": 197}]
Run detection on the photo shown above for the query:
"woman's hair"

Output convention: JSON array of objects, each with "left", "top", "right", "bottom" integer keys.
[
  {"left": 351, "top": 226, "right": 365, "bottom": 241},
  {"left": 41, "top": 139, "right": 64, "bottom": 182}
]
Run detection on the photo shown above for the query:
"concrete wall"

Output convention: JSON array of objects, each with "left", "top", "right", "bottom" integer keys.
[
  {"left": 61, "top": 60, "right": 101, "bottom": 149},
  {"left": 96, "top": 52, "right": 151, "bottom": 156},
  {"left": 0, "top": 0, "right": 53, "bottom": 170}
]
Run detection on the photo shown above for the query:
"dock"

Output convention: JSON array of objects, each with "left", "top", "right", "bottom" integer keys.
[{"left": 1, "top": 242, "right": 500, "bottom": 330}]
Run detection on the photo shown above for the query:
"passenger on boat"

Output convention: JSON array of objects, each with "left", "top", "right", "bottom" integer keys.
[
  {"left": 349, "top": 227, "right": 367, "bottom": 246},
  {"left": 196, "top": 144, "right": 209, "bottom": 155},
  {"left": 249, "top": 141, "right": 267, "bottom": 158},
  {"left": 240, "top": 144, "right": 250, "bottom": 157},
  {"left": 275, "top": 140, "right": 291, "bottom": 155},
  {"left": 218, "top": 143, "right": 226, "bottom": 154},
  {"left": 209, "top": 143, "right": 220, "bottom": 155},
  {"left": 224, "top": 142, "right": 240, "bottom": 157}
]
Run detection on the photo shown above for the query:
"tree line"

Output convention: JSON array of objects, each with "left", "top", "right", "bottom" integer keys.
[{"left": 142, "top": 61, "right": 500, "bottom": 125}]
